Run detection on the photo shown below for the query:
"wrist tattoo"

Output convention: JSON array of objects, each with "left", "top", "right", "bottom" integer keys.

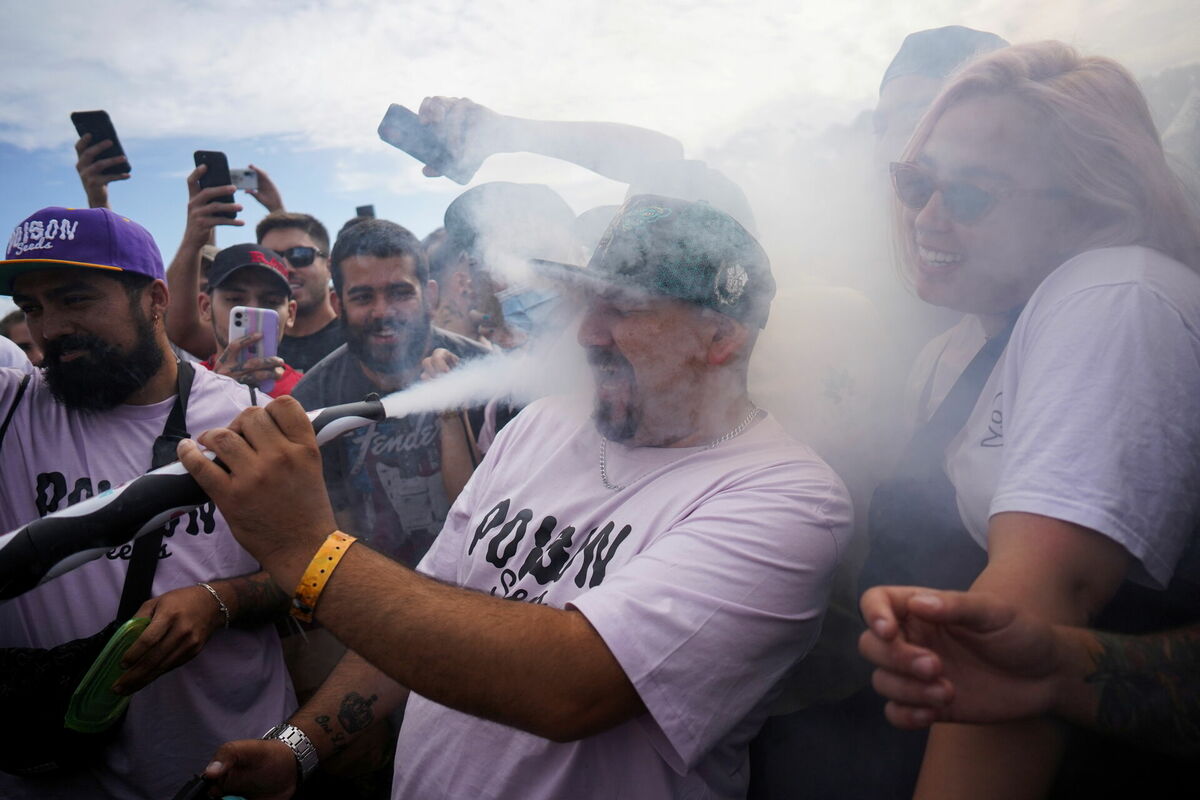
[
  {"left": 1088, "top": 627, "right": 1200, "bottom": 757},
  {"left": 229, "top": 573, "right": 289, "bottom": 628}
]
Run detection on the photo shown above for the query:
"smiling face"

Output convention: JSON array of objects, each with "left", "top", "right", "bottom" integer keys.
[
  {"left": 260, "top": 227, "right": 330, "bottom": 314},
  {"left": 12, "top": 268, "right": 165, "bottom": 409},
  {"left": 577, "top": 289, "right": 722, "bottom": 446},
  {"left": 335, "top": 253, "right": 436, "bottom": 377},
  {"left": 903, "top": 94, "right": 1076, "bottom": 315}
]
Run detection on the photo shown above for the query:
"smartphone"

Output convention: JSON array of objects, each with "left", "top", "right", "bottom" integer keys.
[
  {"left": 70, "top": 110, "right": 131, "bottom": 176},
  {"left": 193, "top": 150, "right": 236, "bottom": 219},
  {"left": 377, "top": 104, "right": 473, "bottom": 185},
  {"left": 229, "top": 306, "right": 280, "bottom": 393},
  {"left": 356, "top": 204, "right": 376, "bottom": 218},
  {"left": 230, "top": 167, "right": 258, "bottom": 192}
]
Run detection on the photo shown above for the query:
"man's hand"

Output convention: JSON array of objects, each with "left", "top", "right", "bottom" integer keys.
[
  {"left": 112, "top": 584, "right": 225, "bottom": 695},
  {"left": 420, "top": 347, "right": 460, "bottom": 381},
  {"left": 74, "top": 134, "right": 130, "bottom": 209},
  {"left": 246, "top": 163, "right": 285, "bottom": 213},
  {"left": 212, "top": 333, "right": 286, "bottom": 388},
  {"left": 203, "top": 739, "right": 298, "bottom": 800},
  {"left": 178, "top": 397, "right": 336, "bottom": 573},
  {"left": 183, "top": 165, "right": 244, "bottom": 249},
  {"left": 417, "top": 96, "right": 508, "bottom": 181},
  {"left": 858, "top": 586, "right": 1065, "bottom": 730}
]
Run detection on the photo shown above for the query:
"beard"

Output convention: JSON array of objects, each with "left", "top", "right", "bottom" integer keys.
[
  {"left": 587, "top": 347, "right": 640, "bottom": 443},
  {"left": 42, "top": 306, "right": 164, "bottom": 411},
  {"left": 345, "top": 308, "right": 432, "bottom": 375}
]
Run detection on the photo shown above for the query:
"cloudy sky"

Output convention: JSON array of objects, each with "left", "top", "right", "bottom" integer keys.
[{"left": 1, "top": 0, "right": 1198, "bottom": 315}]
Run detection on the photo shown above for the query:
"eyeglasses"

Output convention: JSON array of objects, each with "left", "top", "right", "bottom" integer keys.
[
  {"left": 890, "top": 162, "right": 1011, "bottom": 224},
  {"left": 276, "top": 246, "right": 327, "bottom": 268}
]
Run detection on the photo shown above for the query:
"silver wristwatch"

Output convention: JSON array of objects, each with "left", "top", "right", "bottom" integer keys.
[{"left": 262, "top": 723, "right": 319, "bottom": 782}]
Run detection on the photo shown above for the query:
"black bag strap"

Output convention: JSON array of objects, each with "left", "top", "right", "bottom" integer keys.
[
  {"left": 898, "top": 313, "right": 1020, "bottom": 478},
  {"left": 117, "top": 361, "right": 195, "bottom": 621},
  {"left": 0, "top": 373, "right": 32, "bottom": 451}
]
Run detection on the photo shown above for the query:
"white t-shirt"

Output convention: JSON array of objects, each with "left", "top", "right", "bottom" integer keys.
[
  {"left": 903, "top": 313, "right": 983, "bottom": 427},
  {"left": 392, "top": 395, "right": 853, "bottom": 800},
  {"left": 0, "top": 335, "right": 32, "bottom": 373},
  {"left": 944, "top": 246, "right": 1200, "bottom": 588},
  {"left": 0, "top": 366, "right": 296, "bottom": 800}
]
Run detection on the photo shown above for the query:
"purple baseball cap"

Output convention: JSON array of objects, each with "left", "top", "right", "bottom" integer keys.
[{"left": 0, "top": 207, "right": 164, "bottom": 295}]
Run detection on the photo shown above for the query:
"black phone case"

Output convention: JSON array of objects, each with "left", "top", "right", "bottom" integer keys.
[
  {"left": 193, "top": 151, "right": 236, "bottom": 219},
  {"left": 377, "top": 104, "right": 472, "bottom": 185},
  {"left": 70, "top": 111, "right": 130, "bottom": 177}
]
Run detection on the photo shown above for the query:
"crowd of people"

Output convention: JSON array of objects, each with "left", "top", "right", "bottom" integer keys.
[{"left": 0, "top": 24, "right": 1198, "bottom": 800}]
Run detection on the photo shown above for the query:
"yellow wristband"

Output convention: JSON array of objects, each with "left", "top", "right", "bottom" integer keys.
[{"left": 290, "top": 531, "right": 357, "bottom": 623}]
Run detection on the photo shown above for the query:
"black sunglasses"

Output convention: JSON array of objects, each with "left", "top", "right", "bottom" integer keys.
[
  {"left": 276, "top": 246, "right": 327, "bottom": 268},
  {"left": 889, "top": 162, "right": 1000, "bottom": 224}
]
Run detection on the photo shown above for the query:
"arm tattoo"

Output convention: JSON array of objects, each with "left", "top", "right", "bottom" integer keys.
[
  {"left": 228, "top": 572, "right": 289, "bottom": 628},
  {"left": 337, "top": 691, "right": 379, "bottom": 734},
  {"left": 315, "top": 713, "right": 348, "bottom": 752},
  {"left": 1087, "top": 627, "right": 1200, "bottom": 757}
]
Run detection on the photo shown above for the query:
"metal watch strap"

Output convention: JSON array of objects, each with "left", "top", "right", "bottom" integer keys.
[{"left": 262, "top": 723, "right": 319, "bottom": 782}]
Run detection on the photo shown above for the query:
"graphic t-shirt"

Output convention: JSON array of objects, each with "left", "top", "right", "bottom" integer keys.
[
  {"left": 943, "top": 246, "right": 1200, "bottom": 588},
  {"left": 280, "top": 316, "right": 345, "bottom": 373},
  {"left": 393, "top": 395, "right": 853, "bottom": 800},
  {"left": 292, "top": 328, "right": 488, "bottom": 567},
  {"left": 0, "top": 366, "right": 295, "bottom": 800}
]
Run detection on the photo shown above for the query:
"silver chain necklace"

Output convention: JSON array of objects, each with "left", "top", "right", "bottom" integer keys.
[{"left": 599, "top": 405, "right": 763, "bottom": 491}]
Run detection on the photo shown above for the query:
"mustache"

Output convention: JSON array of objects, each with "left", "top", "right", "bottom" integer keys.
[
  {"left": 364, "top": 318, "right": 412, "bottom": 334},
  {"left": 585, "top": 347, "right": 630, "bottom": 371},
  {"left": 42, "top": 333, "right": 110, "bottom": 364}
]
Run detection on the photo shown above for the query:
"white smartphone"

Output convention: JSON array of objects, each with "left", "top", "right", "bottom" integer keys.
[
  {"left": 230, "top": 167, "right": 259, "bottom": 192},
  {"left": 229, "top": 306, "right": 280, "bottom": 393}
]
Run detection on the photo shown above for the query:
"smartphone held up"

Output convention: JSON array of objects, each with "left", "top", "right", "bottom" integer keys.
[
  {"left": 229, "top": 306, "right": 280, "bottom": 393},
  {"left": 378, "top": 103, "right": 474, "bottom": 185},
  {"left": 70, "top": 110, "right": 131, "bottom": 176},
  {"left": 194, "top": 150, "right": 237, "bottom": 219}
]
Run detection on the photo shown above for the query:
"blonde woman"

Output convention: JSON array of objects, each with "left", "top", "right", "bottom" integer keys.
[{"left": 858, "top": 41, "right": 1200, "bottom": 798}]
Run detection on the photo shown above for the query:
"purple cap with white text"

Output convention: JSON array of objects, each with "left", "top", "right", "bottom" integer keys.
[{"left": 0, "top": 207, "right": 164, "bottom": 294}]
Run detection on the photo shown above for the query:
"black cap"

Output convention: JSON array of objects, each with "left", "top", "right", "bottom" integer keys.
[{"left": 207, "top": 243, "right": 291, "bottom": 295}]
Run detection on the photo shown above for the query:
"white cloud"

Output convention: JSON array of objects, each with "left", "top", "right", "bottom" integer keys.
[{"left": 4, "top": 0, "right": 1194, "bottom": 158}]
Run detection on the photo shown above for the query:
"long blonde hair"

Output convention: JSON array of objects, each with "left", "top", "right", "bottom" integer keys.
[{"left": 899, "top": 41, "right": 1200, "bottom": 271}]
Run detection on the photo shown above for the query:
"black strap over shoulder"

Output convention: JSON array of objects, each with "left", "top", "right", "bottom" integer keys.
[
  {"left": 0, "top": 373, "right": 32, "bottom": 451},
  {"left": 896, "top": 314, "right": 1018, "bottom": 480},
  {"left": 117, "top": 361, "right": 195, "bottom": 621}
]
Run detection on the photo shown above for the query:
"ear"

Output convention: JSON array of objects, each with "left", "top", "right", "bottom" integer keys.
[
  {"left": 198, "top": 292, "right": 213, "bottom": 325},
  {"left": 284, "top": 299, "right": 297, "bottom": 331},
  {"left": 330, "top": 290, "right": 342, "bottom": 318},
  {"left": 425, "top": 279, "right": 440, "bottom": 312},
  {"left": 706, "top": 315, "right": 750, "bottom": 366},
  {"left": 452, "top": 269, "right": 471, "bottom": 297},
  {"left": 148, "top": 279, "right": 170, "bottom": 321}
]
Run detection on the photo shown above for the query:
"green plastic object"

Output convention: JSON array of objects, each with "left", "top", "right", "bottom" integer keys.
[{"left": 64, "top": 617, "right": 150, "bottom": 733}]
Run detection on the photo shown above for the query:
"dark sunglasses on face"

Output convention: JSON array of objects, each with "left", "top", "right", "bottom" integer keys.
[
  {"left": 890, "top": 161, "right": 1000, "bottom": 224},
  {"left": 276, "top": 246, "right": 327, "bottom": 268}
]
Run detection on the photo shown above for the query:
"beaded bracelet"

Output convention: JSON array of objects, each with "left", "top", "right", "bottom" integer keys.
[{"left": 290, "top": 531, "right": 357, "bottom": 623}]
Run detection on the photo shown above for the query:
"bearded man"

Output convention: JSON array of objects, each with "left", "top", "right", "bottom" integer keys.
[
  {"left": 186, "top": 196, "right": 854, "bottom": 800},
  {"left": 0, "top": 207, "right": 294, "bottom": 800}
]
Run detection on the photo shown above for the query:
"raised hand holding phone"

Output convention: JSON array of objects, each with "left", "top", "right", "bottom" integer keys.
[
  {"left": 194, "top": 151, "right": 238, "bottom": 219},
  {"left": 211, "top": 306, "right": 282, "bottom": 393},
  {"left": 71, "top": 110, "right": 131, "bottom": 209}
]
